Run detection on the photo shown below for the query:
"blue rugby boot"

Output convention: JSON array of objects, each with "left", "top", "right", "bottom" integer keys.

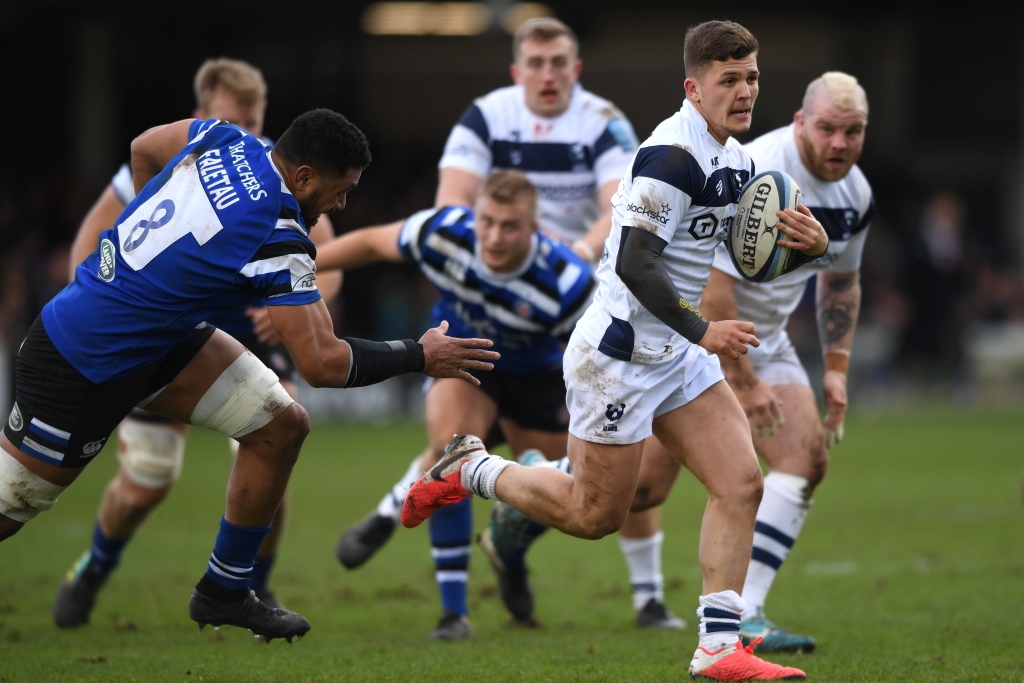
[{"left": 740, "top": 611, "right": 817, "bottom": 653}]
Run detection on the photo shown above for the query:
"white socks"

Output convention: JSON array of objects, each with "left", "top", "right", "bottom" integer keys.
[
  {"left": 742, "top": 471, "right": 810, "bottom": 619},
  {"left": 697, "top": 590, "right": 745, "bottom": 650},
  {"left": 619, "top": 531, "right": 665, "bottom": 611},
  {"left": 376, "top": 455, "right": 424, "bottom": 520},
  {"left": 461, "top": 455, "right": 516, "bottom": 499}
]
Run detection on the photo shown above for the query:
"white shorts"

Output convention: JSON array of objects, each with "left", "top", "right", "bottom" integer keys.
[
  {"left": 563, "top": 332, "right": 724, "bottom": 445},
  {"left": 747, "top": 330, "right": 810, "bottom": 387}
]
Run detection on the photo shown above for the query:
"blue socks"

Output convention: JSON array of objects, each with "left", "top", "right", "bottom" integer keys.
[
  {"left": 198, "top": 517, "right": 272, "bottom": 598},
  {"left": 430, "top": 498, "right": 472, "bottom": 616},
  {"left": 89, "top": 520, "right": 128, "bottom": 572},
  {"left": 249, "top": 554, "right": 276, "bottom": 593}
]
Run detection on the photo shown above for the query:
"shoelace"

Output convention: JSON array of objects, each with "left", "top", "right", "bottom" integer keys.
[{"left": 743, "top": 636, "right": 765, "bottom": 655}]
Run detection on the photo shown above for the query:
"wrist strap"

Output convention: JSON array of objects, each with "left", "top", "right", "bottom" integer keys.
[
  {"left": 825, "top": 350, "right": 850, "bottom": 374},
  {"left": 342, "top": 338, "right": 425, "bottom": 388}
]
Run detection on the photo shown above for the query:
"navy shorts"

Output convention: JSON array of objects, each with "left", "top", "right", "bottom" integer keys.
[{"left": 3, "top": 317, "right": 214, "bottom": 468}]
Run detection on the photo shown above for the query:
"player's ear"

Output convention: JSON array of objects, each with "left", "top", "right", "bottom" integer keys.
[
  {"left": 510, "top": 62, "right": 521, "bottom": 84},
  {"left": 573, "top": 59, "right": 583, "bottom": 80},
  {"left": 683, "top": 77, "right": 700, "bottom": 103},
  {"left": 294, "top": 165, "right": 315, "bottom": 190}
]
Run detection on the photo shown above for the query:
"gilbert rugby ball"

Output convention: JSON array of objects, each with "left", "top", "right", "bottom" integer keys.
[{"left": 728, "top": 170, "right": 803, "bottom": 282}]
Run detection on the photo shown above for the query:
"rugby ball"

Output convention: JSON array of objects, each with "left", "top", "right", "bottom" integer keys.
[{"left": 728, "top": 170, "right": 803, "bottom": 282}]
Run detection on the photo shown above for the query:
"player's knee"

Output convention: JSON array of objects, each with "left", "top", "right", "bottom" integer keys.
[
  {"left": 630, "top": 482, "right": 669, "bottom": 512},
  {"left": 0, "top": 449, "right": 67, "bottom": 527},
  {"left": 117, "top": 420, "right": 186, "bottom": 489},
  {"left": 577, "top": 505, "right": 628, "bottom": 540},
  {"left": 190, "top": 350, "right": 295, "bottom": 443},
  {"left": 277, "top": 402, "right": 310, "bottom": 450}
]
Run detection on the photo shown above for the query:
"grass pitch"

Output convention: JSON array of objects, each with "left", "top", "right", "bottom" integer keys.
[{"left": 1, "top": 407, "right": 1022, "bottom": 682}]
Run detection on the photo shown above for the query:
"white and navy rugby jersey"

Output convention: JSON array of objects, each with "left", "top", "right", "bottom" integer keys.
[
  {"left": 398, "top": 205, "right": 594, "bottom": 373},
  {"left": 438, "top": 84, "right": 638, "bottom": 244},
  {"left": 712, "top": 124, "right": 874, "bottom": 339},
  {"left": 575, "top": 99, "right": 754, "bottom": 364},
  {"left": 44, "top": 119, "right": 320, "bottom": 384}
]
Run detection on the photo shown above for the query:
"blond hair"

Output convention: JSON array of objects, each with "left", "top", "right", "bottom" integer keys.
[
  {"left": 193, "top": 58, "right": 267, "bottom": 113},
  {"left": 481, "top": 170, "right": 538, "bottom": 214},
  {"left": 802, "top": 71, "right": 868, "bottom": 113},
  {"left": 512, "top": 18, "right": 578, "bottom": 60}
]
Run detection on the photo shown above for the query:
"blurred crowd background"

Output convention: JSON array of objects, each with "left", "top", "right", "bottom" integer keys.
[{"left": 2, "top": 0, "right": 1023, "bottom": 418}]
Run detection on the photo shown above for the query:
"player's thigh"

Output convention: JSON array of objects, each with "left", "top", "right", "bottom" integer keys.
[
  {"left": 566, "top": 434, "right": 645, "bottom": 523},
  {"left": 633, "top": 436, "right": 681, "bottom": 510},
  {"left": 753, "top": 384, "right": 827, "bottom": 479},
  {"left": 652, "top": 381, "right": 761, "bottom": 498},
  {"left": 498, "top": 419, "right": 568, "bottom": 461},
  {"left": 145, "top": 329, "right": 299, "bottom": 445},
  {"left": 423, "top": 378, "right": 498, "bottom": 462}
]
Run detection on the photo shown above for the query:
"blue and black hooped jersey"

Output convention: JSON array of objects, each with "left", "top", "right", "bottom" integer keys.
[
  {"left": 43, "top": 119, "right": 321, "bottom": 384},
  {"left": 398, "top": 206, "right": 594, "bottom": 373}
]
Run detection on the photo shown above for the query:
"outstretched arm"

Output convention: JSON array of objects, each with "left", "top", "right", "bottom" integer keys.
[
  {"left": 615, "top": 226, "right": 759, "bottom": 360},
  {"left": 815, "top": 269, "right": 860, "bottom": 445},
  {"left": 572, "top": 179, "right": 618, "bottom": 263},
  {"left": 130, "top": 119, "right": 196, "bottom": 193},
  {"left": 315, "top": 220, "right": 405, "bottom": 272},
  {"left": 69, "top": 185, "right": 126, "bottom": 279},
  {"left": 435, "top": 167, "right": 481, "bottom": 208},
  {"left": 268, "top": 300, "right": 499, "bottom": 389}
]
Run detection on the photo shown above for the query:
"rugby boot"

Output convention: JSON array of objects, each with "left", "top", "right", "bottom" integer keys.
[
  {"left": 689, "top": 638, "right": 806, "bottom": 680},
  {"left": 740, "top": 612, "right": 816, "bottom": 653},
  {"left": 427, "top": 609, "right": 473, "bottom": 641},
  {"left": 254, "top": 588, "right": 284, "bottom": 610},
  {"left": 478, "top": 526, "right": 536, "bottom": 625},
  {"left": 402, "top": 435, "right": 487, "bottom": 528},
  {"left": 636, "top": 597, "right": 687, "bottom": 630},
  {"left": 335, "top": 512, "right": 396, "bottom": 569},
  {"left": 189, "top": 589, "right": 310, "bottom": 642},
  {"left": 53, "top": 551, "right": 111, "bottom": 629}
]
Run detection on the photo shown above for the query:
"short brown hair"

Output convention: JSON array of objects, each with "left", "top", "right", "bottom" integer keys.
[
  {"left": 683, "top": 20, "right": 759, "bottom": 78},
  {"left": 193, "top": 57, "right": 267, "bottom": 112},
  {"left": 512, "top": 18, "right": 578, "bottom": 60},
  {"left": 481, "top": 170, "right": 538, "bottom": 214}
]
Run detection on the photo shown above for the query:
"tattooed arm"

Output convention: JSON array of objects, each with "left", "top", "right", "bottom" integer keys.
[{"left": 815, "top": 270, "right": 861, "bottom": 445}]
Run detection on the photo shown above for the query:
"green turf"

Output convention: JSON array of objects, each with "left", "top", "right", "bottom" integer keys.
[{"left": 1, "top": 408, "right": 1023, "bottom": 682}]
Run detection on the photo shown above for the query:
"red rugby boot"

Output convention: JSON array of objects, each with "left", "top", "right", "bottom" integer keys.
[
  {"left": 689, "top": 637, "right": 806, "bottom": 680},
  {"left": 401, "top": 434, "right": 487, "bottom": 528}
]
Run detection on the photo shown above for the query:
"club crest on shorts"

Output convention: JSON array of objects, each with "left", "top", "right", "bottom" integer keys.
[
  {"left": 605, "top": 403, "right": 625, "bottom": 421},
  {"left": 98, "top": 238, "right": 116, "bottom": 282},
  {"left": 8, "top": 402, "right": 23, "bottom": 432}
]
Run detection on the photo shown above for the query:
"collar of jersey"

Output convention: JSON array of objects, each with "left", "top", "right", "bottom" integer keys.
[
  {"left": 680, "top": 99, "right": 728, "bottom": 151},
  {"left": 266, "top": 149, "right": 293, "bottom": 196},
  {"left": 473, "top": 232, "right": 539, "bottom": 281}
]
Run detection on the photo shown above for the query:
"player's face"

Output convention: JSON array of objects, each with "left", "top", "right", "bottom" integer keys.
[
  {"left": 474, "top": 195, "right": 538, "bottom": 273},
  {"left": 511, "top": 36, "right": 582, "bottom": 118},
  {"left": 684, "top": 55, "right": 759, "bottom": 145},
  {"left": 297, "top": 167, "right": 362, "bottom": 227},
  {"left": 794, "top": 94, "right": 868, "bottom": 182},
  {"left": 198, "top": 87, "right": 266, "bottom": 138}
]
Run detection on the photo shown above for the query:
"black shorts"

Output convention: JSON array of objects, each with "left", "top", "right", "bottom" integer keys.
[
  {"left": 3, "top": 317, "right": 215, "bottom": 469},
  {"left": 127, "top": 332, "right": 296, "bottom": 425},
  {"left": 473, "top": 368, "right": 569, "bottom": 433}
]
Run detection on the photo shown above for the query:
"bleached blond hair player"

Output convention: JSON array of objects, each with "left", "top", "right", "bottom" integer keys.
[
  {"left": 402, "top": 20, "right": 831, "bottom": 681},
  {"left": 703, "top": 71, "right": 872, "bottom": 652}
]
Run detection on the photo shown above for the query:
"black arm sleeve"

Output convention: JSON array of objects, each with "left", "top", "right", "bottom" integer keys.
[
  {"left": 614, "top": 225, "right": 710, "bottom": 344},
  {"left": 779, "top": 238, "right": 828, "bottom": 277},
  {"left": 341, "top": 338, "right": 425, "bottom": 388}
]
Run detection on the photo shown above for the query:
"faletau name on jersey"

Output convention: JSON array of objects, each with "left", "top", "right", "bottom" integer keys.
[{"left": 197, "top": 149, "right": 241, "bottom": 210}]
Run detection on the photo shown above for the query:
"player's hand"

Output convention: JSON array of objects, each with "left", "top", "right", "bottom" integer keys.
[
  {"left": 247, "top": 306, "right": 282, "bottom": 345},
  {"left": 698, "top": 320, "right": 759, "bottom": 361},
  {"left": 822, "top": 369, "right": 847, "bottom": 447},
  {"left": 419, "top": 320, "right": 500, "bottom": 386},
  {"left": 733, "top": 376, "right": 784, "bottom": 437},
  {"left": 777, "top": 204, "right": 828, "bottom": 257}
]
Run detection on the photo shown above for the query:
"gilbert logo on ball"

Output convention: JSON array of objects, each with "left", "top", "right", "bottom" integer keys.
[{"left": 728, "top": 170, "right": 803, "bottom": 282}]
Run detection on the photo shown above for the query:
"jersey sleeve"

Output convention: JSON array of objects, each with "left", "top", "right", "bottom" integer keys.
[
  {"left": 111, "top": 163, "right": 136, "bottom": 205},
  {"left": 437, "top": 103, "right": 492, "bottom": 177},
  {"left": 398, "top": 208, "right": 448, "bottom": 262},
  {"left": 592, "top": 116, "right": 639, "bottom": 188},
  {"left": 240, "top": 226, "right": 322, "bottom": 306},
  {"left": 550, "top": 262, "right": 595, "bottom": 342},
  {"left": 622, "top": 145, "right": 703, "bottom": 243},
  {"left": 827, "top": 195, "right": 874, "bottom": 274}
]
